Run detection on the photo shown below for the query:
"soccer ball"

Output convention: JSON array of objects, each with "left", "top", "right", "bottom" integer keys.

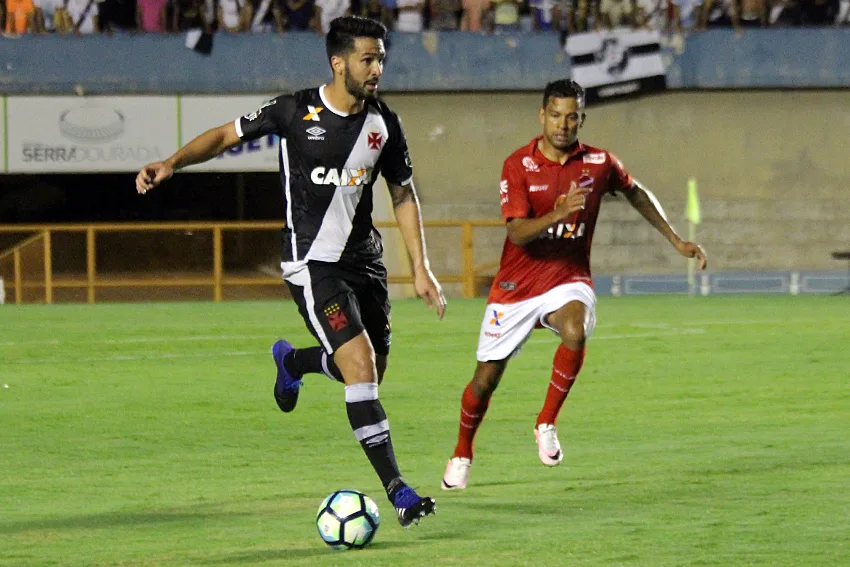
[{"left": 316, "top": 489, "right": 380, "bottom": 550}]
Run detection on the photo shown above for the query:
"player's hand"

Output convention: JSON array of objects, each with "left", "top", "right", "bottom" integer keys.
[
  {"left": 414, "top": 267, "right": 447, "bottom": 320},
  {"left": 553, "top": 181, "right": 590, "bottom": 220},
  {"left": 677, "top": 241, "right": 708, "bottom": 270},
  {"left": 135, "top": 161, "right": 174, "bottom": 195}
]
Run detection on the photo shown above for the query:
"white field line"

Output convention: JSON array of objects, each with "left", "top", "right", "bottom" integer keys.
[
  {"left": 608, "top": 320, "right": 779, "bottom": 329},
  {"left": 2, "top": 329, "right": 709, "bottom": 365},
  {"left": 554, "top": 328, "right": 705, "bottom": 342},
  {"left": 0, "top": 334, "right": 271, "bottom": 347},
  {"left": 2, "top": 350, "right": 265, "bottom": 365},
  {"left": 0, "top": 317, "right": 792, "bottom": 348}
]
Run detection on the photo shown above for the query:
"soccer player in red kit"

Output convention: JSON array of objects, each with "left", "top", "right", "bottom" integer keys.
[{"left": 441, "top": 79, "right": 708, "bottom": 490}]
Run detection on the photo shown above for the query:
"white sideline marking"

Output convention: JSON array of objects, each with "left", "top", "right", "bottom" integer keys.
[
  {"left": 528, "top": 327, "right": 707, "bottom": 345},
  {"left": 0, "top": 334, "right": 270, "bottom": 347},
  {"left": 398, "top": 328, "right": 708, "bottom": 350},
  {"left": 608, "top": 319, "right": 779, "bottom": 329},
  {"left": 393, "top": 319, "right": 794, "bottom": 339},
  {"left": 3, "top": 350, "right": 264, "bottom": 365},
  {"left": 0, "top": 328, "right": 707, "bottom": 351},
  {"left": 2, "top": 328, "right": 711, "bottom": 364},
  {"left": 0, "top": 318, "right": 792, "bottom": 348},
  {"left": 584, "top": 327, "right": 704, "bottom": 340}
]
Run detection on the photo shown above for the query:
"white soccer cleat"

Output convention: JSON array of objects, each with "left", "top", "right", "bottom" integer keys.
[
  {"left": 534, "top": 424, "right": 563, "bottom": 467},
  {"left": 441, "top": 457, "right": 472, "bottom": 490}
]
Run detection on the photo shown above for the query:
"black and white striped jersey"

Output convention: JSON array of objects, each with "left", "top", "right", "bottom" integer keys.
[{"left": 234, "top": 85, "right": 413, "bottom": 267}]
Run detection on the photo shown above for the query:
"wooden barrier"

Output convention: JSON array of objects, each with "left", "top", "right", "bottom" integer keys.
[{"left": 0, "top": 221, "right": 505, "bottom": 304}]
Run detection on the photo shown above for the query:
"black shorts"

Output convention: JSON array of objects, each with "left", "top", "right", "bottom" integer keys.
[{"left": 285, "top": 261, "right": 391, "bottom": 356}]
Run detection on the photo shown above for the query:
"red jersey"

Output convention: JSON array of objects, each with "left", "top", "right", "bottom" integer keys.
[{"left": 488, "top": 137, "right": 634, "bottom": 304}]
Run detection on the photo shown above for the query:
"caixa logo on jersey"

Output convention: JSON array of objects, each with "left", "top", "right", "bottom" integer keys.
[
  {"left": 311, "top": 167, "right": 374, "bottom": 189},
  {"left": 542, "top": 222, "right": 586, "bottom": 240}
]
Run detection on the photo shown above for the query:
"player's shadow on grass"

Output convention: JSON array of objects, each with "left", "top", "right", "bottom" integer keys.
[
  {"left": 201, "top": 541, "right": 423, "bottom": 564},
  {"left": 468, "top": 479, "right": 528, "bottom": 488},
  {"left": 0, "top": 508, "right": 254, "bottom": 535},
  {"left": 470, "top": 501, "right": 563, "bottom": 516}
]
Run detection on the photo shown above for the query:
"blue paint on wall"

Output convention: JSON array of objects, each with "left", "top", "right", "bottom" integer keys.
[
  {"left": 664, "top": 29, "right": 850, "bottom": 88},
  {"left": 2, "top": 29, "right": 850, "bottom": 94}
]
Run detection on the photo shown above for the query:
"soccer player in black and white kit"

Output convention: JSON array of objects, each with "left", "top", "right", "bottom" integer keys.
[{"left": 135, "top": 16, "right": 445, "bottom": 527}]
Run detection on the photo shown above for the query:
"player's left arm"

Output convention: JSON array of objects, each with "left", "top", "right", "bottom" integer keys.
[
  {"left": 388, "top": 181, "right": 447, "bottom": 319},
  {"left": 623, "top": 180, "right": 708, "bottom": 270},
  {"left": 382, "top": 110, "right": 446, "bottom": 318}
]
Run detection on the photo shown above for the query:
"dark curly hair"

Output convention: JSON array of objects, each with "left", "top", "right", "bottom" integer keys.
[{"left": 326, "top": 16, "right": 388, "bottom": 66}]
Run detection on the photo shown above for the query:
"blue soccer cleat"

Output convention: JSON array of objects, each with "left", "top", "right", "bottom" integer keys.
[
  {"left": 272, "top": 340, "right": 303, "bottom": 413},
  {"left": 392, "top": 485, "right": 436, "bottom": 528}
]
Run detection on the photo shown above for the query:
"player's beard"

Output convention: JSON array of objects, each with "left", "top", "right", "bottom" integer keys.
[{"left": 344, "top": 67, "right": 376, "bottom": 101}]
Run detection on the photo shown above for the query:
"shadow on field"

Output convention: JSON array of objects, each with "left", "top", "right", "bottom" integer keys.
[
  {"left": 200, "top": 541, "right": 422, "bottom": 564},
  {"left": 0, "top": 508, "right": 254, "bottom": 535},
  {"left": 469, "top": 479, "right": 528, "bottom": 489},
  {"left": 470, "top": 501, "right": 563, "bottom": 516}
]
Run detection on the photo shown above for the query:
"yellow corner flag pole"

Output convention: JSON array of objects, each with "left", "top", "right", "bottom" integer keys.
[{"left": 686, "top": 178, "right": 701, "bottom": 296}]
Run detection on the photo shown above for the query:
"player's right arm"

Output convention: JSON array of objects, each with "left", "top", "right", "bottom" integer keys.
[
  {"left": 136, "top": 95, "right": 292, "bottom": 194},
  {"left": 135, "top": 123, "right": 241, "bottom": 194},
  {"left": 501, "top": 157, "right": 588, "bottom": 246},
  {"left": 507, "top": 186, "right": 589, "bottom": 246}
]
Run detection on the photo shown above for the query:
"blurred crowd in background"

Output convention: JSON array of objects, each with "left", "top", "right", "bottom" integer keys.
[{"left": 3, "top": 0, "right": 849, "bottom": 41}]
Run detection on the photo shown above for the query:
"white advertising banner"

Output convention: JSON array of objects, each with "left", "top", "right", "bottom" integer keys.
[
  {"left": 6, "top": 96, "right": 177, "bottom": 173},
  {"left": 180, "top": 95, "right": 280, "bottom": 172}
]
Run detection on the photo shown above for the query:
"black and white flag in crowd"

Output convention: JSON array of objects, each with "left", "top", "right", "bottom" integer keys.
[
  {"left": 566, "top": 28, "right": 666, "bottom": 104},
  {"left": 185, "top": 29, "right": 214, "bottom": 56}
]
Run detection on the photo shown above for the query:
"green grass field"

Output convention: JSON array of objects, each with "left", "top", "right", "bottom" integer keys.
[{"left": 2, "top": 296, "right": 848, "bottom": 567}]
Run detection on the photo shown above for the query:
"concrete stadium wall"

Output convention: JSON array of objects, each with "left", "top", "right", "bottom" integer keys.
[{"left": 377, "top": 90, "right": 850, "bottom": 294}]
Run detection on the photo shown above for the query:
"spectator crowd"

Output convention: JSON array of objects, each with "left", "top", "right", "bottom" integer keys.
[{"left": 3, "top": 0, "right": 849, "bottom": 36}]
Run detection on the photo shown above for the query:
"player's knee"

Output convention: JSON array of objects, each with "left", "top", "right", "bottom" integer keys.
[
  {"left": 350, "top": 355, "right": 377, "bottom": 383},
  {"left": 336, "top": 350, "right": 377, "bottom": 384},
  {"left": 559, "top": 319, "right": 586, "bottom": 350},
  {"left": 472, "top": 360, "right": 505, "bottom": 397},
  {"left": 472, "top": 376, "right": 497, "bottom": 397},
  {"left": 334, "top": 333, "right": 380, "bottom": 384}
]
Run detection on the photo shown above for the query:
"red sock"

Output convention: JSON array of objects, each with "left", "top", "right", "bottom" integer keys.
[
  {"left": 536, "top": 345, "right": 585, "bottom": 427},
  {"left": 452, "top": 381, "right": 490, "bottom": 461}
]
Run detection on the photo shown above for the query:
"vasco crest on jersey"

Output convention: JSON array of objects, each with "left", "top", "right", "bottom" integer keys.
[{"left": 367, "top": 132, "right": 383, "bottom": 151}]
